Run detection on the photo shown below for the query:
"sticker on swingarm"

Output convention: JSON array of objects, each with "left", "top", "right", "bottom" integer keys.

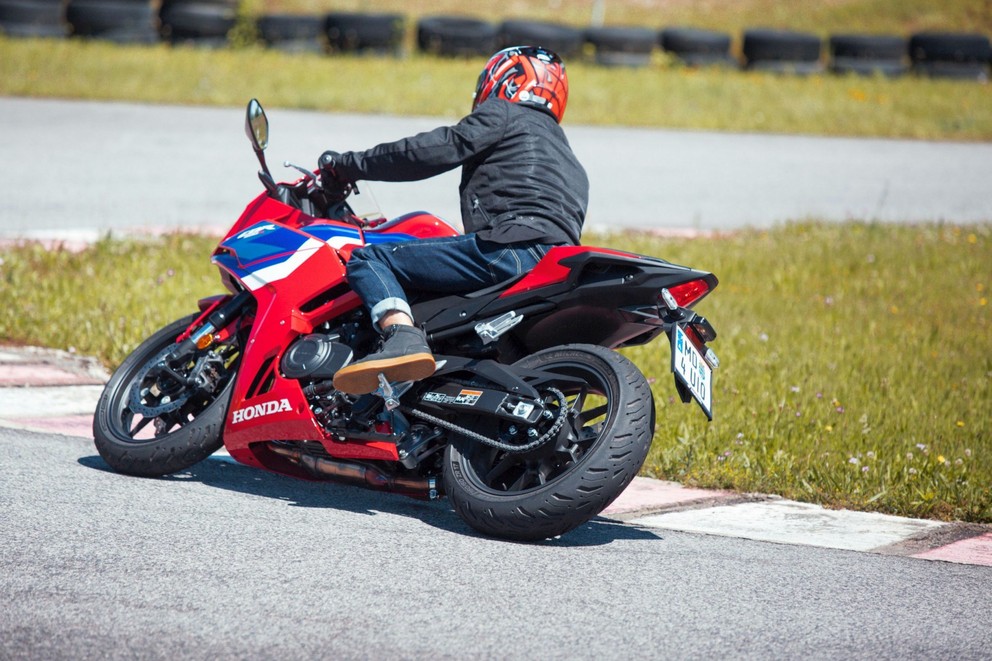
[
  {"left": 423, "top": 389, "right": 482, "bottom": 406},
  {"left": 671, "top": 324, "right": 713, "bottom": 420}
]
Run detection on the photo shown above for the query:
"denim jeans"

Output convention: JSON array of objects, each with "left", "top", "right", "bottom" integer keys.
[{"left": 347, "top": 234, "right": 556, "bottom": 325}]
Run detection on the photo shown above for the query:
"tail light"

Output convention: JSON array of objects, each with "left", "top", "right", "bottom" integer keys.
[{"left": 663, "top": 279, "right": 711, "bottom": 308}]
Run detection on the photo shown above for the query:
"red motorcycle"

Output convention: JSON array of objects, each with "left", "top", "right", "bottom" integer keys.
[{"left": 93, "top": 100, "right": 719, "bottom": 541}]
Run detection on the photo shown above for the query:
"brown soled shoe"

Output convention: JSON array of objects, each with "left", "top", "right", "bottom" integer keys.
[{"left": 332, "top": 324, "right": 436, "bottom": 395}]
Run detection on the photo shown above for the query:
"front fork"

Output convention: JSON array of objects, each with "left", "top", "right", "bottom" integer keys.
[{"left": 172, "top": 290, "right": 254, "bottom": 359}]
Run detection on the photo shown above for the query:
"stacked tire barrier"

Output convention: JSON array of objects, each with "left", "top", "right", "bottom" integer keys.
[
  {"left": 743, "top": 29, "right": 823, "bottom": 74},
  {"left": 325, "top": 12, "right": 404, "bottom": 55},
  {"left": 159, "top": 0, "right": 237, "bottom": 47},
  {"left": 0, "top": 0, "right": 67, "bottom": 37},
  {"left": 417, "top": 16, "right": 500, "bottom": 57},
  {"left": 829, "top": 34, "right": 908, "bottom": 77},
  {"left": 909, "top": 32, "right": 992, "bottom": 80},
  {"left": 1, "top": 5, "right": 989, "bottom": 82},
  {"left": 499, "top": 19, "right": 583, "bottom": 59},
  {"left": 257, "top": 13, "right": 323, "bottom": 53},
  {"left": 660, "top": 27, "right": 736, "bottom": 68}
]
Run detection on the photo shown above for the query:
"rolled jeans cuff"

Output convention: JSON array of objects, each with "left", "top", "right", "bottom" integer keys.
[{"left": 369, "top": 297, "right": 413, "bottom": 327}]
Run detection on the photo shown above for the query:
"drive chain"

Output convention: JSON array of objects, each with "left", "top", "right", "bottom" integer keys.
[{"left": 402, "top": 387, "right": 569, "bottom": 453}]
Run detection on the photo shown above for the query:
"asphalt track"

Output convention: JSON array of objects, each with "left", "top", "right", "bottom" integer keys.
[
  {"left": 1, "top": 346, "right": 991, "bottom": 660},
  {"left": 2, "top": 98, "right": 991, "bottom": 658},
  {"left": 3, "top": 346, "right": 990, "bottom": 567},
  {"left": 2, "top": 96, "right": 992, "bottom": 239}
]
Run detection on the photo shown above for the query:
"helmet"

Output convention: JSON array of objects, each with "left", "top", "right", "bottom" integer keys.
[{"left": 472, "top": 46, "right": 569, "bottom": 123}]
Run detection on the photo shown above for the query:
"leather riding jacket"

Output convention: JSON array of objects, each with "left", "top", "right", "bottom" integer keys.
[{"left": 332, "top": 98, "right": 589, "bottom": 246}]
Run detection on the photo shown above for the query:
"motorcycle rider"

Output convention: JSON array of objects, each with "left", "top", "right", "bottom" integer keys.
[{"left": 322, "top": 45, "right": 589, "bottom": 395}]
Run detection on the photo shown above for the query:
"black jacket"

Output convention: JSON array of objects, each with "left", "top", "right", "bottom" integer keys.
[{"left": 333, "top": 98, "right": 588, "bottom": 246}]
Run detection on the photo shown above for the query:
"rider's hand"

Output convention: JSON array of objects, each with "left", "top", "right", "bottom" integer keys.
[
  {"left": 318, "top": 150, "right": 350, "bottom": 201},
  {"left": 319, "top": 150, "right": 340, "bottom": 174}
]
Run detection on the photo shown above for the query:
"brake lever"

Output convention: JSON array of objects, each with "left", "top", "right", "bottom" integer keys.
[{"left": 283, "top": 161, "right": 316, "bottom": 181}]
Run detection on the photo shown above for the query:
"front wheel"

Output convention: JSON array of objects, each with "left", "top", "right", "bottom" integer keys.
[
  {"left": 93, "top": 313, "right": 240, "bottom": 477},
  {"left": 443, "top": 344, "right": 655, "bottom": 541}
]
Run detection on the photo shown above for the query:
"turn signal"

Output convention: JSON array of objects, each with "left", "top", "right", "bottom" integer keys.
[{"left": 195, "top": 333, "right": 214, "bottom": 350}]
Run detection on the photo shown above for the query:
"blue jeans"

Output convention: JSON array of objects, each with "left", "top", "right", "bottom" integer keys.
[{"left": 347, "top": 234, "right": 555, "bottom": 325}]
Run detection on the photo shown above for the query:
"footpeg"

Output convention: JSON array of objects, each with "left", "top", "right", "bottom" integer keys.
[
  {"left": 374, "top": 373, "right": 413, "bottom": 411},
  {"left": 475, "top": 311, "right": 523, "bottom": 344}
]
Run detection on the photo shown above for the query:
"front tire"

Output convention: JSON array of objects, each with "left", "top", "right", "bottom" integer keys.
[
  {"left": 93, "top": 313, "right": 239, "bottom": 477},
  {"left": 443, "top": 344, "right": 655, "bottom": 541}
]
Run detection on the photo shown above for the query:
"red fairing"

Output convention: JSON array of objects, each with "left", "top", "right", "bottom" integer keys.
[
  {"left": 217, "top": 221, "right": 398, "bottom": 465},
  {"left": 224, "top": 191, "right": 312, "bottom": 241},
  {"left": 499, "top": 246, "right": 642, "bottom": 297},
  {"left": 366, "top": 211, "right": 461, "bottom": 240}
]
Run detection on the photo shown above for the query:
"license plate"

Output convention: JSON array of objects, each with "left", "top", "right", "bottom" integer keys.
[{"left": 671, "top": 324, "right": 713, "bottom": 420}]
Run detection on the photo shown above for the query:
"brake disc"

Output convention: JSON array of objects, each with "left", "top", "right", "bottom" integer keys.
[{"left": 128, "top": 344, "right": 192, "bottom": 417}]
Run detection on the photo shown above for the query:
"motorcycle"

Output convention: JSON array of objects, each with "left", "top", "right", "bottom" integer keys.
[{"left": 93, "top": 99, "right": 720, "bottom": 541}]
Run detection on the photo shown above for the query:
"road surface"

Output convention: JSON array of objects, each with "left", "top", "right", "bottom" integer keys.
[{"left": 2, "top": 96, "right": 990, "bottom": 240}]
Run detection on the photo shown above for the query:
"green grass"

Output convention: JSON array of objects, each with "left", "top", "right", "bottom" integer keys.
[
  {"left": 4, "top": 1, "right": 990, "bottom": 139},
  {"left": 1, "top": 222, "right": 989, "bottom": 521},
  {"left": 2, "top": 36, "right": 990, "bottom": 140}
]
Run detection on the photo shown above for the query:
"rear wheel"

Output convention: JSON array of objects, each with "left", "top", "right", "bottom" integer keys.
[
  {"left": 93, "top": 313, "right": 240, "bottom": 477},
  {"left": 443, "top": 344, "right": 655, "bottom": 541}
]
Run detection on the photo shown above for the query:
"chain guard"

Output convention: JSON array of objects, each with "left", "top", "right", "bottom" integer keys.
[{"left": 403, "top": 387, "right": 568, "bottom": 453}]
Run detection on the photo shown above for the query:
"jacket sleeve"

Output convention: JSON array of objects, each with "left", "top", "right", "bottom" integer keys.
[{"left": 333, "top": 100, "right": 508, "bottom": 183}]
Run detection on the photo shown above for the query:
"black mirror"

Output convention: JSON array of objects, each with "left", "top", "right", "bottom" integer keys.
[
  {"left": 245, "top": 99, "right": 268, "bottom": 152},
  {"left": 245, "top": 99, "right": 274, "bottom": 187}
]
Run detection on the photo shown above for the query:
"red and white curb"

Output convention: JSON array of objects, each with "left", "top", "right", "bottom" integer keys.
[{"left": 2, "top": 344, "right": 990, "bottom": 566}]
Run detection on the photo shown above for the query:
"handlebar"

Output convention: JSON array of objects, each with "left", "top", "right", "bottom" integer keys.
[{"left": 261, "top": 162, "right": 365, "bottom": 228}]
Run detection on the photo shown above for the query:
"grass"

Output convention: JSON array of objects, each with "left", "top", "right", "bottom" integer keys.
[
  {"left": 1, "top": 222, "right": 989, "bottom": 522},
  {"left": 2, "top": 36, "right": 991, "bottom": 140},
  {"left": 4, "top": 1, "right": 990, "bottom": 140}
]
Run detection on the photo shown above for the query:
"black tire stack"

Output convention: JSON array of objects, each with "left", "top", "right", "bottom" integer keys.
[
  {"left": 660, "top": 27, "right": 736, "bottom": 68},
  {"left": 584, "top": 26, "right": 657, "bottom": 67},
  {"left": 257, "top": 13, "right": 324, "bottom": 53},
  {"left": 743, "top": 28, "right": 823, "bottom": 74},
  {"left": 499, "top": 18, "right": 584, "bottom": 59},
  {"left": 66, "top": 0, "right": 157, "bottom": 44},
  {"left": 325, "top": 12, "right": 404, "bottom": 55},
  {"left": 0, "top": 0, "right": 67, "bottom": 37},
  {"left": 417, "top": 15, "right": 500, "bottom": 57},
  {"left": 159, "top": 0, "right": 237, "bottom": 48},
  {"left": 828, "top": 34, "right": 908, "bottom": 77},
  {"left": 909, "top": 32, "right": 991, "bottom": 81}
]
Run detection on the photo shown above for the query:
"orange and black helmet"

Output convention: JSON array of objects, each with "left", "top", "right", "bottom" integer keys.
[{"left": 472, "top": 46, "right": 569, "bottom": 123}]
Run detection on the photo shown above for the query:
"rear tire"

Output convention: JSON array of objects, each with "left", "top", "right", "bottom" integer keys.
[
  {"left": 443, "top": 344, "right": 654, "bottom": 541},
  {"left": 93, "top": 314, "right": 238, "bottom": 477}
]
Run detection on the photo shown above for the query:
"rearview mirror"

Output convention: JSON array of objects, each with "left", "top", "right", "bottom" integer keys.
[{"left": 245, "top": 98, "right": 268, "bottom": 152}]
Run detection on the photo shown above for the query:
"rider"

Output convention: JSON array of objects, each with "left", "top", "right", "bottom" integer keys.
[{"left": 322, "top": 45, "right": 589, "bottom": 395}]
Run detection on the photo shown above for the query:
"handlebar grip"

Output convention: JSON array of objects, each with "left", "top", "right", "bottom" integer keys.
[{"left": 319, "top": 151, "right": 337, "bottom": 174}]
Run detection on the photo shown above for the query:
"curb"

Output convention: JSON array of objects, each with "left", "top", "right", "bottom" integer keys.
[{"left": 1, "top": 343, "right": 990, "bottom": 566}]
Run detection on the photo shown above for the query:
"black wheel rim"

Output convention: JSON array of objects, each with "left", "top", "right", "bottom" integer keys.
[
  {"left": 107, "top": 336, "right": 239, "bottom": 444},
  {"left": 462, "top": 359, "right": 616, "bottom": 495}
]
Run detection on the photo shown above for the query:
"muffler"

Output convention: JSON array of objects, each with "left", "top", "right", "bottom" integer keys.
[{"left": 267, "top": 442, "right": 441, "bottom": 500}]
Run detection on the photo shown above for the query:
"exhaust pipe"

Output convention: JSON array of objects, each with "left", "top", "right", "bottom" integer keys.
[{"left": 267, "top": 442, "right": 441, "bottom": 501}]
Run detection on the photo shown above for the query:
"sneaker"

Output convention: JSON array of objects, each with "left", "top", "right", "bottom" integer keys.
[{"left": 332, "top": 325, "right": 436, "bottom": 395}]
